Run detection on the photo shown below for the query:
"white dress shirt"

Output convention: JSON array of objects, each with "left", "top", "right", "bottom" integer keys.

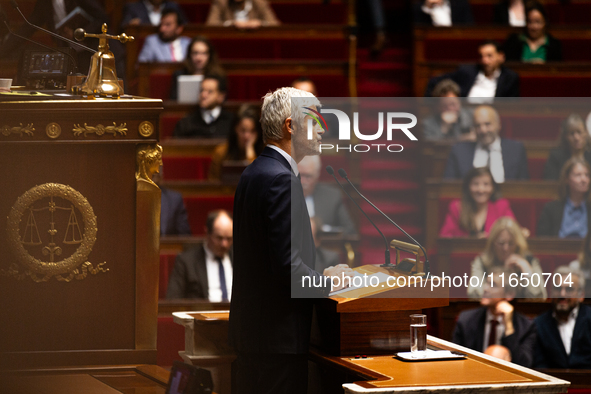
[
  {"left": 473, "top": 137, "right": 505, "bottom": 183},
  {"left": 421, "top": 0, "right": 452, "bottom": 26},
  {"left": 144, "top": 0, "right": 163, "bottom": 25},
  {"left": 468, "top": 69, "right": 501, "bottom": 103},
  {"left": 201, "top": 106, "right": 222, "bottom": 124},
  {"left": 203, "top": 244, "right": 233, "bottom": 302},
  {"left": 267, "top": 144, "right": 299, "bottom": 176},
  {"left": 483, "top": 309, "right": 506, "bottom": 351},
  {"left": 305, "top": 195, "right": 315, "bottom": 217},
  {"left": 555, "top": 306, "right": 579, "bottom": 355},
  {"left": 170, "top": 37, "right": 185, "bottom": 62}
]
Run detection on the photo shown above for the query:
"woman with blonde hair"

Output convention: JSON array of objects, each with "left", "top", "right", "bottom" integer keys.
[
  {"left": 468, "top": 217, "right": 547, "bottom": 299},
  {"left": 543, "top": 114, "right": 591, "bottom": 180},
  {"left": 537, "top": 157, "right": 591, "bottom": 237}
]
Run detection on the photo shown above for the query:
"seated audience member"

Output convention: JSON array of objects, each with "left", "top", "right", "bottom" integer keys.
[
  {"left": 297, "top": 156, "right": 357, "bottom": 235},
  {"left": 426, "top": 41, "right": 519, "bottom": 98},
  {"left": 292, "top": 77, "right": 317, "bottom": 97},
  {"left": 544, "top": 114, "right": 591, "bottom": 180},
  {"left": 453, "top": 268, "right": 536, "bottom": 367},
  {"left": 173, "top": 75, "right": 235, "bottom": 138},
  {"left": 166, "top": 210, "right": 233, "bottom": 300},
  {"left": 504, "top": 1, "right": 562, "bottom": 63},
  {"left": 137, "top": 8, "right": 190, "bottom": 63},
  {"left": 444, "top": 105, "right": 529, "bottom": 183},
  {"left": 413, "top": 0, "right": 474, "bottom": 26},
  {"left": 208, "top": 105, "right": 264, "bottom": 180},
  {"left": 468, "top": 217, "right": 547, "bottom": 299},
  {"left": 310, "top": 217, "right": 343, "bottom": 273},
  {"left": 570, "top": 231, "right": 591, "bottom": 295},
  {"left": 537, "top": 157, "right": 591, "bottom": 238},
  {"left": 170, "top": 35, "right": 225, "bottom": 100},
  {"left": 440, "top": 167, "right": 516, "bottom": 238},
  {"left": 206, "top": 0, "right": 280, "bottom": 28},
  {"left": 534, "top": 266, "right": 591, "bottom": 368},
  {"left": 423, "top": 79, "right": 474, "bottom": 141},
  {"left": 120, "top": 0, "right": 183, "bottom": 29},
  {"left": 153, "top": 166, "right": 191, "bottom": 235},
  {"left": 493, "top": 0, "right": 525, "bottom": 26}
]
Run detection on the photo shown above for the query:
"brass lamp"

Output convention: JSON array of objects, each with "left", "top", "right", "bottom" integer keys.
[{"left": 73, "top": 23, "right": 134, "bottom": 98}]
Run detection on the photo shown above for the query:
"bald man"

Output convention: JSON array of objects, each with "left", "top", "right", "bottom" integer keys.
[{"left": 443, "top": 105, "right": 529, "bottom": 183}]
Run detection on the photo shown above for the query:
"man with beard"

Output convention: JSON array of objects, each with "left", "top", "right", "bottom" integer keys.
[
  {"left": 137, "top": 8, "right": 190, "bottom": 63},
  {"left": 534, "top": 266, "right": 591, "bottom": 368}
]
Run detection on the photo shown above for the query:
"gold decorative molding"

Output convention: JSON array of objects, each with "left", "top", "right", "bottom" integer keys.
[
  {"left": 138, "top": 121, "right": 154, "bottom": 138},
  {"left": 136, "top": 144, "right": 163, "bottom": 187},
  {"left": 1, "top": 123, "right": 35, "bottom": 137},
  {"left": 46, "top": 122, "right": 61, "bottom": 139},
  {"left": 73, "top": 122, "right": 127, "bottom": 137},
  {"left": 2, "top": 183, "right": 108, "bottom": 282}
]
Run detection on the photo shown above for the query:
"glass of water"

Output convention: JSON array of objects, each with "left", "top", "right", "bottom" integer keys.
[{"left": 410, "top": 314, "right": 427, "bottom": 355}]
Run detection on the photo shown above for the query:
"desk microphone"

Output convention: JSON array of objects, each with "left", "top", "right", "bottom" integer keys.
[
  {"left": 326, "top": 165, "right": 391, "bottom": 267},
  {"left": 1, "top": 13, "right": 78, "bottom": 73},
  {"left": 337, "top": 168, "right": 430, "bottom": 274},
  {"left": 10, "top": 0, "right": 95, "bottom": 54}
]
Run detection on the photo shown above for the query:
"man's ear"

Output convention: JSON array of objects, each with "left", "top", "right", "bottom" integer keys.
[{"left": 284, "top": 117, "right": 293, "bottom": 134}]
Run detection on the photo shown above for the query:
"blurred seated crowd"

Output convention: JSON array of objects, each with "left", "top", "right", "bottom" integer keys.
[{"left": 3, "top": 0, "right": 591, "bottom": 372}]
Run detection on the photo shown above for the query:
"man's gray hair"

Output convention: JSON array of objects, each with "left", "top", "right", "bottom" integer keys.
[
  {"left": 260, "top": 87, "right": 320, "bottom": 143},
  {"left": 554, "top": 265, "right": 586, "bottom": 294}
]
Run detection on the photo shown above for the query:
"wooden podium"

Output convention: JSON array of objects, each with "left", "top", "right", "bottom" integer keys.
[{"left": 0, "top": 96, "right": 169, "bottom": 391}]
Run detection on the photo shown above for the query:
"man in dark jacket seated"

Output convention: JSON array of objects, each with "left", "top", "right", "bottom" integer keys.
[
  {"left": 534, "top": 266, "right": 591, "bottom": 368},
  {"left": 425, "top": 40, "right": 520, "bottom": 99}
]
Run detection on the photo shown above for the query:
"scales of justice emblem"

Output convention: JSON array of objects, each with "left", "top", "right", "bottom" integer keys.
[{"left": 3, "top": 183, "right": 108, "bottom": 282}]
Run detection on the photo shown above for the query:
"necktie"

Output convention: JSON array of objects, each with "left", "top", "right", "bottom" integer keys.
[
  {"left": 488, "top": 318, "right": 498, "bottom": 347},
  {"left": 217, "top": 257, "right": 228, "bottom": 302},
  {"left": 170, "top": 44, "right": 176, "bottom": 62},
  {"left": 297, "top": 173, "right": 301, "bottom": 181}
]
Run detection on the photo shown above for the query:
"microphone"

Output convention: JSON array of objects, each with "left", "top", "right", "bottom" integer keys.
[
  {"left": 326, "top": 166, "right": 391, "bottom": 268},
  {"left": 337, "top": 168, "right": 430, "bottom": 274},
  {"left": 10, "top": 0, "right": 95, "bottom": 54},
  {"left": 1, "top": 14, "right": 77, "bottom": 73}
]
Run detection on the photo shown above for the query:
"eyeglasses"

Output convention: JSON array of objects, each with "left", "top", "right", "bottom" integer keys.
[
  {"left": 551, "top": 286, "right": 580, "bottom": 296},
  {"left": 494, "top": 240, "right": 515, "bottom": 248}
]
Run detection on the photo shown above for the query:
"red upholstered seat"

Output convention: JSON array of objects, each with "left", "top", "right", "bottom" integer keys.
[
  {"left": 184, "top": 196, "right": 235, "bottom": 235},
  {"left": 162, "top": 156, "right": 213, "bottom": 181},
  {"left": 157, "top": 316, "right": 185, "bottom": 366},
  {"left": 161, "top": 114, "right": 184, "bottom": 139},
  {"left": 520, "top": 76, "right": 591, "bottom": 97}
]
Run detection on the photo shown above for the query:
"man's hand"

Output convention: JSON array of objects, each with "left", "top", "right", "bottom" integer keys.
[
  {"left": 494, "top": 300, "right": 515, "bottom": 336},
  {"left": 323, "top": 264, "right": 355, "bottom": 292},
  {"left": 505, "top": 254, "right": 533, "bottom": 275}
]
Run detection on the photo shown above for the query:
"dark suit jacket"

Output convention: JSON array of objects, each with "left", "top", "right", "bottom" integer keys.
[
  {"left": 534, "top": 304, "right": 591, "bottom": 368},
  {"left": 504, "top": 33, "right": 563, "bottom": 62},
  {"left": 312, "top": 183, "right": 356, "bottom": 235},
  {"left": 120, "top": 0, "right": 183, "bottom": 29},
  {"left": 443, "top": 139, "right": 530, "bottom": 180},
  {"left": 166, "top": 244, "right": 233, "bottom": 299},
  {"left": 229, "top": 147, "right": 328, "bottom": 355},
  {"left": 173, "top": 108, "right": 235, "bottom": 138},
  {"left": 536, "top": 199, "right": 591, "bottom": 237},
  {"left": 425, "top": 64, "right": 520, "bottom": 97},
  {"left": 160, "top": 187, "right": 191, "bottom": 235},
  {"left": 452, "top": 306, "right": 536, "bottom": 367},
  {"left": 543, "top": 148, "right": 591, "bottom": 180},
  {"left": 413, "top": 0, "right": 474, "bottom": 25}
]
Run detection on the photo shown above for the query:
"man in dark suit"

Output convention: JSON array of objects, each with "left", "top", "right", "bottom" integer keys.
[
  {"left": 229, "top": 87, "right": 354, "bottom": 394},
  {"left": 444, "top": 105, "right": 529, "bottom": 182},
  {"left": 453, "top": 269, "right": 536, "bottom": 367},
  {"left": 310, "top": 217, "right": 341, "bottom": 273},
  {"left": 120, "top": 0, "right": 183, "bottom": 30},
  {"left": 166, "top": 210, "right": 233, "bottom": 300},
  {"left": 425, "top": 40, "right": 519, "bottom": 98},
  {"left": 297, "top": 155, "right": 357, "bottom": 235},
  {"left": 173, "top": 75, "right": 235, "bottom": 138},
  {"left": 153, "top": 167, "right": 191, "bottom": 236},
  {"left": 534, "top": 266, "right": 591, "bottom": 368}
]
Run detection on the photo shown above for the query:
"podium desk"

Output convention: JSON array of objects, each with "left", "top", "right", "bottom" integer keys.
[{"left": 0, "top": 96, "right": 166, "bottom": 391}]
